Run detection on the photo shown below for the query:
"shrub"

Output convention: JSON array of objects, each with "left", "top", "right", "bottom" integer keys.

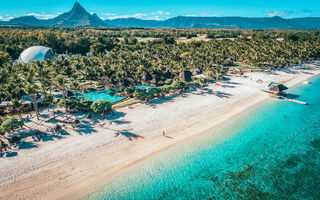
[
  {"left": 165, "top": 79, "right": 173, "bottom": 85},
  {"left": 134, "top": 88, "right": 148, "bottom": 100},
  {"left": 222, "top": 60, "right": 234, "bottom": 66},
  {"left": 124, "top": 86, "right": 135, "bottom": 97},
  {"left": 0, "top": 118, "right": 24, "bottom": 135},
  {"left": 145, "top": 88, "right": 154, "bottom": 100},
  {"left": 133, "top": 87, "right": 156, "bottom": 101},
  {"left": 58, "top": 98, "right": 79, "bottom": 109},
  {"left": 90, "top": 100, "right": 112, "bottom": 116},
  {"left": 171, "top": 80, "right": 190, "bottom": 90},
  {"left": 160, "top": 85, "right": 172, "bottom": 94},
  {"left": 77, "top": 99, "right": 93, "bottom": 112},
  {"left": 151, "top": 87, "right": 162, "bottom": 97}
]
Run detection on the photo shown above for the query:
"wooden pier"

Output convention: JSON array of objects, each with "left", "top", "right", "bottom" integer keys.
[
  {"left": 280, "top": 96, "right": 308, "bottom": 105},
  {"left": 261, "top": 82, "right": 308, "bottom": 105}
]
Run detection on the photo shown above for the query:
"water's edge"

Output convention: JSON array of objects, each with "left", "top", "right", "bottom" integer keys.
[{"left": 89, "top": 75, "right": 320, "bottom": 200}]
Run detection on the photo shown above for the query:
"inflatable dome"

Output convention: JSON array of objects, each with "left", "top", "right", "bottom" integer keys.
[{"left": 18, "top": 46, "right": 54, "bottom": 64}]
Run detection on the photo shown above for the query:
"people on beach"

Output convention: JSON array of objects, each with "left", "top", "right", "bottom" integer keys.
[{"left": 163, "top": 130, "right": 165, "bottom": 136}]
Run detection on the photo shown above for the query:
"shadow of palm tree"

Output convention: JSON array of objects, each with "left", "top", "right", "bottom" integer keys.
[
  {"left": 114, "top": 129, "right": 144, "bottom": 141},
  {"left": 40, "top": 114, "right": 50, "bottom": 119},
  {"left": 221, "top": 84, "right": 236, "bottom": 88},
  {"left": 6, "top": 152, "right": 18, "bottom": 157},
  {"left": 106, "top": 112, "right": 126, "bottom": 120},
  {"left": 215, "top": 91, "right": 232, "bottom": 98},
  {"left": 111, "top": 120, "right": 131, "bottom": 125},
  {"left": 41, "top": 134, "right": 64, "bottom": 141},
  {"left": 76, "top": 125, "right": 97, "bottom": 135},
  {"left": 150, "top": 95, "right": 176, "bottom": 105},
  {"left": 225, "top": 81, "right": 241, "bottom": 85},
  {"left": 18, "top": 141, "right": 38, "bottom": 149}
]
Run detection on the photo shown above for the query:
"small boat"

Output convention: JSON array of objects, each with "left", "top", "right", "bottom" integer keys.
[{"left": 302, "top": 81, "right": 310, "bottom": 84}]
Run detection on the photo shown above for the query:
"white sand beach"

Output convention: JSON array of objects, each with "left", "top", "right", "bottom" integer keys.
[{"left": 1, "top": 62, "right": 320, "bottom": 200}]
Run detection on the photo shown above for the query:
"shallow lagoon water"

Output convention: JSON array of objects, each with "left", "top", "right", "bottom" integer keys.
[{"left": 89, "top": 76, "right": 320, "bottom": 200}]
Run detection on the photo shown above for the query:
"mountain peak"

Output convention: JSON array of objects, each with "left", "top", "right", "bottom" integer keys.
[
  {"left": 48, "top": 2, "right": 106, "bottom": 26},
  {"left": 73, "top": 2, "right": 81, "bottom": 8},
  {"left": 71, "top": 2, "right": 87, "bottom": 14}
]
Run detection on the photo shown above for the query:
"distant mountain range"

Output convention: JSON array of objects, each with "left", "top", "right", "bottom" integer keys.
[{"left": 1, "top": 2, "right": 320, "bottom": 29}]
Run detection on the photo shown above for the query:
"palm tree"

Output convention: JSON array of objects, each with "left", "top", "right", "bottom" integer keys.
[
  {"left": 45, "top": 94, "right": 56, "bottom": 119},
  {"left": 25, "top": 83, "right": 40, "bottom": 120},
  {"left": 69, "top": 78, "right": 80, "bottom": 98},
  {"left": 199, "top": 77, "right": 205, "bottom": 94},
  {"left": 56, "top": 75, "right": 68, "bottom": 119},
  {"left": 11, "top": 98, "right": 23, "bottom": 120}
]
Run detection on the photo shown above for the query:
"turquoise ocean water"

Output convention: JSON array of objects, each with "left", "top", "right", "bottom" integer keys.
[{"left": 89, "top": 76, "right": 320, "bottom": 200}]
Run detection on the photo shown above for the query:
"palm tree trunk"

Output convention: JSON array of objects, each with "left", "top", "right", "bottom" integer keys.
[
  {"left": 81, "top": 86, "right": 85, "bottom": 99},
  {"left": 31, "top": 95, "right": 40, "bottom": 120},
  {"left": 52, "top": 104, "right": 56, "bottom": 119},
  {"left": 16, "top": 108, "right": 23, "bottom": 120},
  {"left": 62, "top": 87, "right": 68, "bottom": 121}
]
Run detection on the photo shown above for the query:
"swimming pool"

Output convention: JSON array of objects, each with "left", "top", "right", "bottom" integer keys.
[
  {"left": 74, "top": 88, "right": 125, "bottom": 103},
  {"left": 134, "top": 85, "right": 154, "bottom": 89}
]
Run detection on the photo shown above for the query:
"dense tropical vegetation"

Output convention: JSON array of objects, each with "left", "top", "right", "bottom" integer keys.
[{"left": 1, "top": 27, "right": 320, "bottom": 129}]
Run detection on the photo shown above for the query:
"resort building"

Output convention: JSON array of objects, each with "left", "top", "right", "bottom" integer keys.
[
  {"left": 18, "top": 46, "right": 55, "bottom": 64},
  {"left": 265, "top": 82, "right": 288, "bottom": 95}
]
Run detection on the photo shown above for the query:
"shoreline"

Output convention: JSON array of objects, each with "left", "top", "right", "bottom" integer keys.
[
  {"left": 0, "top": 63, "right": 320, "bottom": 200},
  {"left": 83, "top": 68, "right": 320, "bottom": 200}
]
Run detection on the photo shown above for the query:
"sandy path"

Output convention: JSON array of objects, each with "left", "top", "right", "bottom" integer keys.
[{"left": 0, "top": 62, "right": 320, "bottom": 200}]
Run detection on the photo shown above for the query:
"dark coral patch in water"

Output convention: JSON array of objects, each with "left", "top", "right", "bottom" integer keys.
[
  {"left": 285, "top": 155, "right": 301, "bottom": 168},
  {"left": 309, "top": 138, "right": 320, "bottom": 151}
]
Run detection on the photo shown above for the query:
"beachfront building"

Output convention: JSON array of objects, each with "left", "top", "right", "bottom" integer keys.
[
  {"left": 265, "top": 82, "right": 288, "bottom": 95},
  {"left": 18, "top": 46, "right": 55, "bottom": 64}
]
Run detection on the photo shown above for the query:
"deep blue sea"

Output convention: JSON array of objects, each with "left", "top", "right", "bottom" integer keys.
[{"left": 89, "top": 76, "right": 320, "bottom": 200}]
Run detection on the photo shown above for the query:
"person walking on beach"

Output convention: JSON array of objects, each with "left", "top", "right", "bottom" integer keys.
[{"left": 163, "top": 130, "right": 165, "bottom": 136}]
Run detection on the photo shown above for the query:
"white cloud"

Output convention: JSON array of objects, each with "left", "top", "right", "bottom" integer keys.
[
  {"left": 0, "top": 16, "right": 3, "bottom": 20},
  {"left": 199, "top": 13, "right": 219, "bottom": 17},
  {"left": 148, "top": 16, "right": 161, "bottom": 20},
  {"left": 151, "top": 11, "right": 170, "bottom": 15},
  {"left": 104, "top": 13, "right": 117, "bottom": 16},
  {"left": 108, "top": 13, "right": 147, "bottom": 20},
  {"left": 264, "top": 10, "right": 297, "bottom": 17},
  {"left": 266, "top": 11, "right": 288, "bottom": 17},
  {"left": 105, "top": 10, "right": 171, "bottom": 20},
  {"left": 186, "top": 13, "right": 219, "bottom": 17},
  {"left": 26, "top": 13, "right": 57, "bottom": 20},
  {"left": 2, "top": 17, "right": 14, "bottom": 21}
]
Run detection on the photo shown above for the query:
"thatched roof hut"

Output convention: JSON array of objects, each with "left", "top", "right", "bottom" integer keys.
[{"left": 265, "top": 82, "right": 288, "bottom": 95}]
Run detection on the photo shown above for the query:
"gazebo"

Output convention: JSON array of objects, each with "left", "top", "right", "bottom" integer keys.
[{"left": 265, "top": 82, "right": 288, "bottom": 95}]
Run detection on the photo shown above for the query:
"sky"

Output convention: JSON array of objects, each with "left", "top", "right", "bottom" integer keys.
[{"left": 1, "top": 0, "right": 320, "bottom": 21}]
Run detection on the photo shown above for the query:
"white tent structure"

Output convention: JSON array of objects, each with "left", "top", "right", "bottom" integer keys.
[{"left": 18, "top": 46, "right": 55, "bottom": 64}]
